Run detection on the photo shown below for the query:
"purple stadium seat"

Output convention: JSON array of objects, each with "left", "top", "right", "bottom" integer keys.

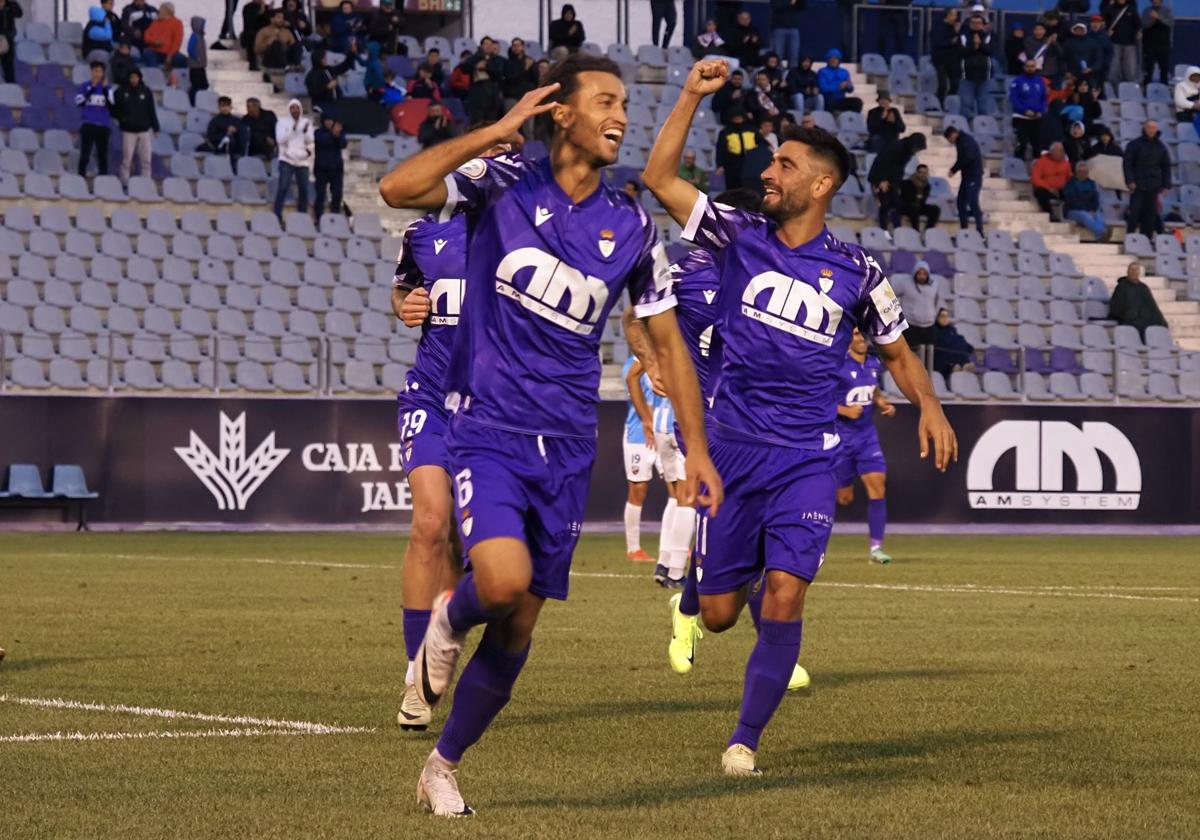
[
  {"left": 28, "top": 86, "right": 59, "bottom": 109},
  {"left": 1049, "top": 346, "right": 1087, "bottom": 374},
  {"left": 53, "top": 103, "right": 81, "bottom": 131},
  {"left": 889, "top": 249, "right": 917, "bottom": 275},
  {"left": 443, "top": 97, "right": 466, "bottom": 123},
  {"left": 387, "top": 55, "right": 414, "bottom": 78},
  {"left": 923, "top": 249, "right": 954, "bottom": 277},
  {"left": 0, "top": 108, "right": 14, "bottom": 130},
  {"left": 1024, "top": 347, "right": 1052, "bottom": 373},
  {"left": 19, "top": 107, "right": 50, "bottom": 131},
  {"left": 983, "top": 346, "right": 1017, "bottom": 373}
]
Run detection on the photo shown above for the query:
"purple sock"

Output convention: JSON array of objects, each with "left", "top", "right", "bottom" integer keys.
[
  {"left": 867, "top": 498, "right": 887, "bottom": 549},
  {"left": 436, "top": 630, "right": 531, "bottom": 763},
  {"left": 446, "top": 572, "right": 496, "bottom": 634},
  {"left": 728, "top": 618, "right": 803, "bottom": 752},
  {"left": 679, "top": 554, "right": 700, "bottom": 616},
  {"left": 746, "top": 577, "right": 764, "bottom": 632},
  {"left": 402, "top": 608, "right": 431, "bottom": 661}
]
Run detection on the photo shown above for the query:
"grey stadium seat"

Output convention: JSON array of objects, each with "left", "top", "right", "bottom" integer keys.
[
  {"left": 235, "top": 361, "right": 273, "bottom": 392},
  {"left": 1049, "top": 372, "right": 1083, "bottom": 400},
  {"left": 272, "top": 361, "right": 310, "bottom": 392},
  {"left": 122, "top": 360, "right": 163, "bottom": 390},
  {"left": 344, "top": 360, "right": 383, "bottom": 392},
  {"left": 950, "top": 371, "right": 985, "bottom": 399},
  {"left": 13, "top": 358, "right": 50, "bottom": 388},
  {"left": 162, "top": 359, "right": 202, "bottom": 390}
]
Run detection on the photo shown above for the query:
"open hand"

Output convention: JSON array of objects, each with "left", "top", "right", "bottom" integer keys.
[
  {"left": 918, "top": 403, "right": 958, "bottom": 472},
  {"left": 682, "top": 450, "right": 723, "bottom": 517},
  {"left": 494, "top": 82, "right": 561, "bottom": 141}
]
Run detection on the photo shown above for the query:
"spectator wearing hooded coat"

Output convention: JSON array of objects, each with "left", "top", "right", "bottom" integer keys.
[
  {"left": 785, "top": 56, "right": 821, "bottom": 113},
  {"left": 363, "top": 42, "right": 386, "bottom": 100},
  {"left": 1063, "top": 120, "right": 1089, "bottom": 164},
  {"left": 187, "top": 16, "right": 208, "bottom": 105},
  {"left": 274, "top": 98, "right": 314, "bottom": 219},
  {"left": 1061, "top": 21, "right": 1101, "bottom": 82},
  {"left": 549, "top": 5, "right": 585, "bottom": 52},
  {"left": 306, "top": 46, "right": 358, "bottom": 111},
  {"left": 890, "top": 261, "right": 947, "bottom": 350},
  {"left": 109, "top": 39, "right": 136, "bottom": 85},
  {"left": 1174, "top": 66, "right": 1200, "bottom": 123},
  {"left": 83, "top": 5, "right": 115, "bottom": 58},
  {"left": 867, "top": 133, "right": 928, "bottom": 230},
  {"left": 113, "top": 67, "right": 158, "bottom": 183},
  {"left": 933, "top": 309, "right": 974, "bottom": 379},
  {"left": 1084, "top": 125, "right": 1123, "bottom": 158},
  {"left": 817, "top": 50, "right": 861, "bottom": 113}
]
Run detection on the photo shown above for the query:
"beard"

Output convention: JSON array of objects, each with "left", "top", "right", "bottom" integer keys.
[{"left": 762, "top": 189, "right": 810, "bottom": 221}]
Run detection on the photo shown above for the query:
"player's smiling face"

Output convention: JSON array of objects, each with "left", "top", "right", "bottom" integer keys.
[
  {"left": 555, "top": 71, "right": 627, "bottom": 167},
  {"left": 760, "top": 141, "right": 836, "bottom": 222},
  {"left": 849, "top": 328, "right": 867, "bottom": 357}
]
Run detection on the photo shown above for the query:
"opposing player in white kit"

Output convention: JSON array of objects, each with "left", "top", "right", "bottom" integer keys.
[
  {"left": 650, "top": 391, "right": 693, "bottom": 588},
  {"left": 622, "top": 354, "right": 659, "bottom": 562}
]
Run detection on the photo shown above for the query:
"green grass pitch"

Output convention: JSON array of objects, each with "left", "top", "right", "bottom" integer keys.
[{"left": 2, "top": 532, "right": 1198, "bottom": 839}]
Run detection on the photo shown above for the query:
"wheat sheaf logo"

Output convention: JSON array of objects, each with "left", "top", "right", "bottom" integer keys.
[{"left": 174, "top": 412, "right": 290, "bottom": 510}]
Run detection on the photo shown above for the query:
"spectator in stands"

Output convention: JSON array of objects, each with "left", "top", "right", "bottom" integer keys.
[
  {"left": 186, "top": 17, "right": 208, "bottom": 106},
  {"left": 1103, "top": 0, "right": 1140, "bottom": 85},
  {"left": 725, "top": 10, "right": 764, "bottom": 67},
  {"left": 770, "top": 0, "right": 804, "bottom": 69},
  {"left": 785, "top": 55, "right": 820, "bottom": 113},
  {"left": 1085, "top": 125, "right": 1122, "bottom": 158},
  {"left": 651, "top": 0, "right": 677, "bottom": 49},
  {"left": 109, "top": 38, "right": 136, "bottom": 85},
  {"left": 255, "top": 9, "right": 301, "bottom": 71},
  {"left": 407, "top": 62, "right": 442, "bottom": 100},
  {"left": 1041, "top": 8, "right": 1070, "bottom": 43},
  {"left": 1063, "top": 120, "right": 1088, "bottom": 164},
  {"left": 1123, "top": 119, "right": 1171, "bottom": 237},
  {"left": 329, "top": 0, "right": 363, "bottom": 55},
  {"left": 282, "top": 0, "right": 315, "bottom": 47},
  {"left": 1064, "top": 78, "right": 1100, "bottom": 134},
  {"left": 1084, "top": 15, "right": 1113, "bottom": 87},
  {"left": 715, "top": 107, "right": 757, "bottom": 189},
  {"left": 868, "top": 133, "right": 927, "bottom": 231},
  {"left": 1010, "top": 58, "right": 1048, "bottom": 160},
  {"left": 900, "top": 164, "right": 940, "bottom": 231},
  {"left": 119, "top": 0, "right": 155, "bottom": 50},
  {"left": 890, "top": 261, "right": 946, "bottom": 351},
  {"left": 83, "top": 5, "right": 115, "bottom": 58},
  {"left": 945, "top": 124, "right": 984, "bottom": 235},
  {"left": 817, "top": 49, "right": 861, "bottom": 113},
  {"left": 448, "top": 50, "right": 474, "bottom": 98},
  {"left": 713, "top": 68, "right": 747, "bottom": 123},
  {"left": 679, "top": 149, "right": 709, "bottom": 192},
  {"left": 933, "top": 308, "right": 975, "bottom": 379},
  {"left": 367, "top": 0, "right": 404, "bottom": 55},
  {"left": 957, "top": 14, "right": 995, "bottom": 119},
  {"left": 622, "top": 179, "right": 641, "bottom": 201},
  {"left": 1062, "top": 160, "right": 1108, "bottom": 240},
  {"left": 364, "top": 41, "right": 386, "bottom": 101},
  {"left": 1141, "top": 0, "right": 1172, "bottom": 87},
  {"left": 866, "top": 93, "right": 905, "bottom": 153},
  {"left": 198, "top": 95, "right": 245, "bottom": 166},
  {"left": 549, "top": 4, "right": 585, "bottom": 53},
  {"left": 380, "top": 71, "right": 406, "bottom": 106},
  {"left": 418, "top": 48, "right": 445, "bottom": 85},
  {"left": 0, "top": 0, "right": 20, "bottom": 83},
  {"left": 76, "top": 61, "right": 114, "bottom": 177},
  {"left": 1020, "top": 21, "right": 1062, "bottom": 83},
  {"left": 241, "top": 0, "right": 269, "bottom": 70},
  {"left": 931, "top": 8, "right": 962, "bottom": 104},
  {"left": 306, "top": 45, "right": 358, "bottom": 112},
  {"left": 503, "top": 40, "right": 538, "bottom": 108},
  {"left": 693, "top": 19, "right": 726, "bottom": 58},
  {"left": 1175, "top": 66, "right": 1200, "bottom": 123},
  {"left": 101, "top": 0, "right": 125, "bottom": 45},
  {"left": 141, "top": 2, "right": 185, "bottom": 69},
  {"left": 749, "top": 70, "right": 784, "bottom": 123},
  {"left": 1004, "top": 22, "right": 1026, "bottom": 77},
  {"left": 1108, "top": 262, "right": 1167, "bottom": 339},
  {"left": 313, "top": 110, "right": 347, "bottom": 219},
  {"left": 1031, "top": 142, "right": 1072, "bottom": 218},
  {"left": 242, "top": 97, "right": 277, "bottom": 158},
  {"left": 1061, "top": 21, "right": 1097, "bottom": 84},
  {"left": 418, "top": 100, "right": 456, "bottom": 148},
  {"left": 761, "top": 53, "right": 786, "bottom": 85},
  {"left": 758, "top": 118, "right": 779, "bottom": 150},
  {"left": 465, "top": 48, "right": 504, "bottom": 124},
  {"left": 217, "top": 0, "right": 236, "bottom": 46},
  {"left": 113, "top": 67, "right": 158, "bottom": 184},
  {"left": 274, "top": 98, "right": 314, "bottom": 219}
]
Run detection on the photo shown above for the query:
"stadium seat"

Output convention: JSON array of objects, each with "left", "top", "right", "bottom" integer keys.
[
  {"left": 272, "top": 361, "right": 310, "bottom": 392},
  {"left": 982, "top": 371, "right": 1019, "bottom": 400}
]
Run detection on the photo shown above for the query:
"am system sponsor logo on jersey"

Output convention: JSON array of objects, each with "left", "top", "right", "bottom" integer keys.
[
  {"left": 740, "top": 271, "right": 844, "bottom": 346},
  {"left": 428, "top": 278, "right": 464, "bottom": 325},
  {"left": 495, "top": 247, "right": 609, "bottom": 335},
  {"left": 966, "top": 420, "right": 1142, "bottom": 510}
]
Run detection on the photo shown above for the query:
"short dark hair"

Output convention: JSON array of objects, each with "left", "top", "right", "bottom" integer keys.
[
  {"left": 218, "top": 96, "right": 232, "bottom": 106},
  {"left": 89, "top": 61, "right": 105, "bottom": 71},
  {"left": 427, "top": 47, "right": 440, "bottom": 55},
  {"left": 943, "top": 125, "right": 959, "bottom": 139},
  {"left": 778, "top": 125, "right": 852, "bottom": 188},
  {"left": 714, "top": 188, "right": 762, "bottom": 212}
]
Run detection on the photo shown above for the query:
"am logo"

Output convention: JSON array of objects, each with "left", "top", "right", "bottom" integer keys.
[
  {"left": 966, "top": 420, "right": 1142, "bottom": 510},
  {"left": 495, "top": 247, "right": 609, "bottom": 335},
  {"left": 740, "top": 271, "right": 843, "bottom": 346}
]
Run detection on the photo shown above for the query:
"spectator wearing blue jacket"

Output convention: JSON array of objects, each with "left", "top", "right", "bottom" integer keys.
[
  {"left": 944, "top": 125, "right": 984, "bottom": 235},
  {"left": 1009, "top": 58, "right": 1047, "bottom": 160},
  {"left": 75, "top": 61, "right": 114, "bottom": 176},
  {"left": 82, "top": 5, "right": 114, "bottom": 58},
  {"left": 1062, "top": 160, "right": 1108, "bottom": 240},
  {"left": 817, "top": 49, "right": 861, "bottom": 113}
]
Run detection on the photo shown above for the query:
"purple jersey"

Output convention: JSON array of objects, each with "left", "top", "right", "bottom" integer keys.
[
  {"left": 835, "top": 353, "right": 883, "bottom": 435},
  {"left": 393, "top": 212, "right": 467, "bottom": 400},
  {"left": 441, "top": 153, "right": 674, "bottom": 438},
  {"left": 669, "top": 248, "right": 721, "bottom": 400},
  {"left": 681, "top": 193, "right": 907, "bottom": 451}
]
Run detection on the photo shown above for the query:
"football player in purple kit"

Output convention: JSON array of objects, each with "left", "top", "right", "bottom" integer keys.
[
  {"left": 380, "top": 55, "right": 722, "bottom": 816},
  {"left": 389, "top": 134, "right": 516, "bottom": 734},
  {"left": 643, "top": 58, "right": 957, "bottom": 777},
  {"left": 834, "top": 328, "right": 897, "bottom": 564}
]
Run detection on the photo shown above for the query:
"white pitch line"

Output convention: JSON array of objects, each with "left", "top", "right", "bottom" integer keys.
[
  {"left": 0, "top": 695, "right": 375, "bottom": 735},
  {"left": 819, "top": 582, "right": 1200, "bottom": 604},
  {"left": 0, "top": 728, "right": 305, "bottom": 744},
  {"left": 35, "top": 552, "right": 391, "bottom": 571}
]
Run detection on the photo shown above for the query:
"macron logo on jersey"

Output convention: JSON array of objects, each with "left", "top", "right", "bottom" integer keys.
[
  {"left": 535, "top": 206, "right": 554, "bottom": 227},
  {"left": 428, "top": 277, "right": 464, "bottom": 325},
  {"left": 433, "top": 238, "right": 448, "bottom": 255},
  {"left": 495, "top": 247, "right": 609, "bottom": 335},
  {"left": 702, "top": 290, "right": 717, "bottom": 304},
  {"left": 740, "top": 271, "right": 844, "bottom": 346}
]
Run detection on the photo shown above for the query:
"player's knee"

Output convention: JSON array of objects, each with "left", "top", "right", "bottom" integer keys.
[
  {"left": 474, "top": 573, "right": 531, "bottom": 612},
  {"left": 628, "top": 482, "right": 648, "bottom": 504},
  {"left": 700, "top": 604, "right": 739, "bottom": 633},
  {"left": 409, "top": 507, "right": 450, "bottom": 552}
]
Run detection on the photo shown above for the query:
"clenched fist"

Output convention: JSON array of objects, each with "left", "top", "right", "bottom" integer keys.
[{"left": 686, "top": 60, "right": 729, "bottom": 97}]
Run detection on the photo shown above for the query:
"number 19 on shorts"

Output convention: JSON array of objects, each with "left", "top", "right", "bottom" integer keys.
[{"left": 400, "top": 409, "right": 427, "bottom": 441}]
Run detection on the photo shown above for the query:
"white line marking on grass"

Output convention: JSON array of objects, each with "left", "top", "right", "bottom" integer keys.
[
  {"left": 36, "top": 553, "right": 393, "bottom": 570},
  {"left": 0, "top": 695, "right": 375, "bottom": 736},
  {"left": 0, "top": 728, "right": 306, "bottom": 744}
]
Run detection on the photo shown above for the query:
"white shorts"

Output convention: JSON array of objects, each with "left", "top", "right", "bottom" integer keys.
[
  {"left": 623, "top": 438, "right": 658, "bottom": 483},
  {"left": 654, "top": 431, "right": 686, "bottom": 483}
]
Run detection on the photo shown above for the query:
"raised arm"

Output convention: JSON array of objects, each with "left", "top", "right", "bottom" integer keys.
[
  {"left": 643, "top": 59, "right": 729, "bottom": 227},
  {"left": 645, "top": 309, "right": 722, "bottom": 514},
  {"left": 379, "top": 83, "right": 559, "bottom": 210},
  {"left": 875, "top": 338, "right": 957, "bottom": 471}
]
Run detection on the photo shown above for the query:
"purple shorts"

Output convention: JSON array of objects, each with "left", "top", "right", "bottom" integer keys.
[
  {"left": 397, "top": 392, "right": 451, "bottom": 474},
  {"left": 695, "top": 432, "right": 836, "bottom": 595},
  {"left": 834, "top": 428, "right": 887, "bottom": 487},
  {"left": 447, "top": 415, "right": 595, "bottom": 601}
]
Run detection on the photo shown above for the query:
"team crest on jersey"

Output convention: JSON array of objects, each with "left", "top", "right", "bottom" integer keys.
[
  {"left": 598, "top": 229, "right": 616, "bottom": 258},
  {"left": 457, "top": 158, "right": 488, "bottom": 180},
  {"left": 820, "top": 268, "right": 833, "bottom": 278}
]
